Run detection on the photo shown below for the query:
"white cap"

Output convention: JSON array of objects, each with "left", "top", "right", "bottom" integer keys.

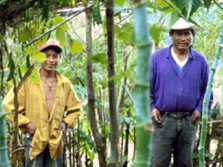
[{"left": 171, "top": 18, "right": 194, "bottom": 30}]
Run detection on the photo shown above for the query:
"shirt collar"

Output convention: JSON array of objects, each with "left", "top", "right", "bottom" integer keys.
[
  {"left": 166, "top": 44, "right": 194, "bottom": 60},
  {"left": 38, "top": 69, "right": 64, "bottom": 86}
]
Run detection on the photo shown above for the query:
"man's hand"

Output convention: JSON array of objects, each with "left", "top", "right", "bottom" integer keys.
[
  {"left": 151, "top": 108, "right": 161, "bottom": 124},
  {"left": 191, "top": 110, "right": 201, "bottom": 121},
  {"left": 25, "top": 122, "right": 36, "bottom": 135},
  {"left": 59, "top": 122, "right": 66, "bottom": 132}
]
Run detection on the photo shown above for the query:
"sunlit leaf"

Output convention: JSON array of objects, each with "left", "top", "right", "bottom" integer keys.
[
  {"left": 33, "top": 52, "right": 46, "bottom": 62},
  {"left": 56, "top": 28, "right": 66, "bottom": 46},
  {"left": 21, "top": 65, "right": 28, "bottom": 75},
  {"left": 29, "top": 69, "right": 40, "bottom": 83},
  {"left": 114, "top": 0, "right": 125, "bottom": 7},
  {"left": 71, "top": 40, "right": 83, "bottom": 53},
  {"left": 53, "top": 16, "right": 68, "bottom": 30},
  {"left": 153, "top": 0, "right": 175, "bottom": 13}
]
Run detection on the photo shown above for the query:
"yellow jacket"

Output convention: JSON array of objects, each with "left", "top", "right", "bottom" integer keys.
[{"left": 3, "top": 70, "right": 82, "bottom": 161}]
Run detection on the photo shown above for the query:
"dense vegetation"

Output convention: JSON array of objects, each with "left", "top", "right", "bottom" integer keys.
[{"left": 1, "top": 0, "right": 223, "bottom": 166}]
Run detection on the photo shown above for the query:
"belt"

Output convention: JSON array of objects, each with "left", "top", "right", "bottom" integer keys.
[{"left": 164, "top": 112, "right": 190, "bottom": 120}]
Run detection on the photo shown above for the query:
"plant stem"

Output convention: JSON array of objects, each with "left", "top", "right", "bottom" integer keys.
[
  {"left": 198, "top": 27, "right": 223, "bottom": 167},
  {"left": 132, "top": 0, "right": 153, "bottom": 166}
]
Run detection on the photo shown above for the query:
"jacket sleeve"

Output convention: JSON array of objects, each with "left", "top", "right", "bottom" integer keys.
[
  {"left": 195, "top": 60, "right": 213, "bottom": 113},
  {"left": 63, "top": 81, "right": 82, "bottom": 127},
  {"left": 150, "top": 54, "right": 156, "bottom": 110},
  {"left": 2, "top": 83, "right": 30, "bottom": 127}
]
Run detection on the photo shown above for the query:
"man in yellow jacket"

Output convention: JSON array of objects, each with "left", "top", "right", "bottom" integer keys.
[{"left": 3, "top": 39, "right": 82, "bottom": 167}]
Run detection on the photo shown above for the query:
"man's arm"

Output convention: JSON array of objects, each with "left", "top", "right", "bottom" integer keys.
[
  {"left": 62, "top": 81, "right": 82, "bottom": 128},
  {"left": 3, "top": 85, "right": 31, "bottom": 127},
  {"left": 195, "top": 61, "right": 213, "bottom": 114}
]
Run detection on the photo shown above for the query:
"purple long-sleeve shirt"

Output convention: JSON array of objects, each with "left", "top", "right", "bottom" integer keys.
[{"left": 150, "top": 45, "right": 212, "bottom": 113}]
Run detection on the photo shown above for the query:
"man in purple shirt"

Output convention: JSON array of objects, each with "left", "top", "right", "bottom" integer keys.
[{"left": 150, "top": 18, "right": 212, "bottom": 167}]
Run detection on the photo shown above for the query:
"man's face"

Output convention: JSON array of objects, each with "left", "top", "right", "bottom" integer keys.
[
  {"left": 42, "top": 49, "right": 60, "bottom": 72},
  {"left": 171, "top": 29, "right": 193, "bottom": 51}
]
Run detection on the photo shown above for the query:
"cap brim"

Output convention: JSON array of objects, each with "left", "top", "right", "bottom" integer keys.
[{"left": 39, "top": 44, "right": 62, "bottom": 53}]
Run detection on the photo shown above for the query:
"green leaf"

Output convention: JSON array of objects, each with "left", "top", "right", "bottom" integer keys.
[
  {"left": 21, "top": 65, "right": 28, "bottom": 75},
  {"left": 19, "top": 28, "right": 30, "bottom": 42},
  {"left": 92, "top": 0, "right": 102, "bottom": 25},
  {"left": 117, "top": 23, "right": 135, "bottom": 45},
  {"left": 187, "top": 0, "right": 193, "bottom": 18},
  {"left": 114, "top": 4, "right": 123, "bottom": 15},
  {"left": 150, "top": 24, "right": 166, "bottom": 43},
  {"left": 71, "top": 40, "right": 83, "bottom": 53},
  {"left": 29, "top": 69, "right": 40, "bottom": 83},
  {"left": 89, "top": 53, "right": 107, "bottom": 64},
  {"left": 114, "top": 0, "right": 125, "bottom": 7},
  {"left": 153, "top": 0, "right": 175, "bottom": 13},
  {"left": 109, "top": 68, "right": 133, "bottom": 82},
  {"left": 24, "top": 45, "right": 39, "bottom": 55},
  {"left": 53, "top": 16, "right": 68, "bottom": 30},
  {"left": 33, "top": 52, "right": 46, "bottom": 62},
  {"left": 56, "top": 28, "right": 66, "bottom": 46},
  {"left": 26, "top": 55, "right": 31, "bottom": 68},
  {"left": 7, "top": 54, "right": 15, "bottom": 82},
  {"left": 114, "top": 24, "right": 121, "bottom": 37},
  {"left": 204, "top": 0, "right": 212, "bottom": 9}
]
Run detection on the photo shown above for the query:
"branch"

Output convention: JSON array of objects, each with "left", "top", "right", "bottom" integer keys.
[
  {"left": 162, "top": 0, "right": 186, "bottom": 19},
  {"left": 213, "top": 0, "right": 223, "bottom": 11},
  {"left": 25, "top": 4, "right": 93, "bottom": 47},
  {"left": 123, "top": 84, "right": 134, "bottom": 104}
]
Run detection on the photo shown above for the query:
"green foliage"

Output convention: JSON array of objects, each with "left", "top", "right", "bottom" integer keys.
[
  {"left": 116, "top": 23, "right": 135, "bottom": 45},
  {"left": 150, "top": 23, "right": 166, "bottom": 44},
  {"left": 114, "top": 0, "right": 126, "bottom": 7},
  {"left": 29, "top": 69, "right": 40, "bottom": 83},
  {"left": 89, "top": 53, "right": 107, "bottom": 65},
  {"left": 71, "top": 40, "right": 83, "bottom": 53},
  {"left": 7, "top": 53, "right": 15, "bottom": 82},
  {"left": 33, "top": 52, "right": 46, "bottom": 62},
  {"left": 93, "top": 0, "right": 102, "bottom": 25}
]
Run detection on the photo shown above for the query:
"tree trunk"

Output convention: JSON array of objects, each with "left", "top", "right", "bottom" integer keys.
[
  {"left": 123, "top": 109, "right": 131, "bottom": 167},
  {"left": 86, "top": 7, "right": 107, "bottom": 167},
  {"left": 0, "top": 91, "right": 10, "bottom": 166},
  {"left": 198, "top": 27, "right": 223, "bottom": 166},
  {"left": 132, "top": 0, "right": 153, "bottom": 166},
  {"left": 106, "top": 0, "right": 119, "bottom": 166}
]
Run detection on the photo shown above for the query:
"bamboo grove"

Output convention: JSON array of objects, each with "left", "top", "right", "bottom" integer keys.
[
  {"left": 1, "top": 0, "right": 223, "bottom": 167},
  {"left": 198, "top": 27, "right": 223, "bottom": 167},
  {"left": 132, "top": 0, "right": 152, "bottom": 166}
]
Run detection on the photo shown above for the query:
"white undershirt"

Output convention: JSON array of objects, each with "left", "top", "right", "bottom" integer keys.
[{"left": 171, "top": 47, "right": 189, "bottom": 68}]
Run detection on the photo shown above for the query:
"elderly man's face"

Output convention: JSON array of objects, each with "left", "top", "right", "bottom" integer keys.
[
  {"left": 171, "top": 29, "right": 193, "bottom": 51},
  {"left": 41, "top": 48, "right": 60, "bottom": 72}
]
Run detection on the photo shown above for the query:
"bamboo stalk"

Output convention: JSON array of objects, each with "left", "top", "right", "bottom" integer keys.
[
  {"left": 198, "top": 27, "right": 223, "bottom": 166},
  {"left": 0, "top": 91, "right": 10, "bottom": 167},
  {"left": 132, "top": 0, "right": 153, "bottom": 166}
]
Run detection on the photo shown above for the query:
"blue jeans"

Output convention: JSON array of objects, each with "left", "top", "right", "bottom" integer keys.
[
  {"left": 151, "top": 114, "right": 197, "bottom": 167},
  {"left": 25, "top": 134, "right": 63, "bottom": 167}
]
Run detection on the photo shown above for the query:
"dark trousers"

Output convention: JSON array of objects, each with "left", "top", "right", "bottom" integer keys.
[{"left": 151, "top": 114, "right": 197, "bottom": 167}]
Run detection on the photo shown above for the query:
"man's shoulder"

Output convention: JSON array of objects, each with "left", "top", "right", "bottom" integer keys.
[
  {"left": 191, "top": 48, "right": 207, "bottom": 62},
  {"left": 152, "top": 46, "right": 170, "bottom": 60},
  {"left": 56, "top": 72, "right": 72, "bottom": 84}
]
